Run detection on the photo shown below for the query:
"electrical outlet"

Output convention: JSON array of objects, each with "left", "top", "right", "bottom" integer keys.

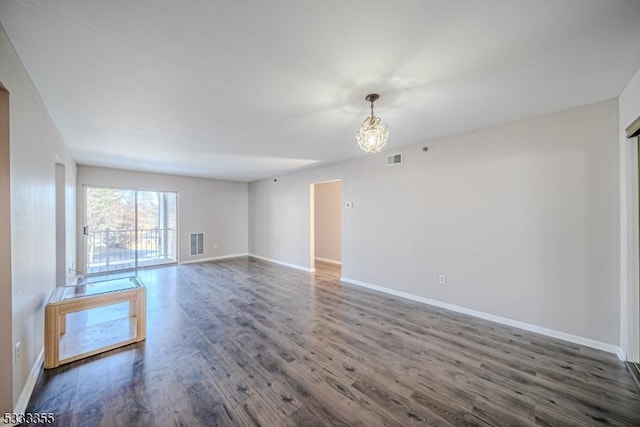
[
  {"left": 439, "top": 274, "right": 446, "bottom": 285},
  {"left": 214, "top": 243, "right": 219, "bottom": 249},
  {"left": 15, "top": 342, "right": 20, "bottom": 362}
]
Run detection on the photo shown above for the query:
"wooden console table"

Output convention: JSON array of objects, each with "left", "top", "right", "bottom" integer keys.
[{"left": 44, "top": 276, "right": 146, "bottom": 369}]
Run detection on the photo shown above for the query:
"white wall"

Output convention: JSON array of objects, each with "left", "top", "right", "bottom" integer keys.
[
  {"left": 77, "top": 166, "right": 248, "bottom": 268},
  {"left": 249, "top": 99, "right": 620, "bottom": 347},
  {"left": 619, "top": 64, "right": 640, "bottom": 362},
  {"left": 0, "top": 22, "right": 77, "bottom": 409},
  {"left": 314, "top": 181, "right": 342, "bottom": 263}
]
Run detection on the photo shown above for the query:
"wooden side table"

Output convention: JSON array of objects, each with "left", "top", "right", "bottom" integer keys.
[{"left": 44, "top": 276, "right": 146, "bottom": 369}]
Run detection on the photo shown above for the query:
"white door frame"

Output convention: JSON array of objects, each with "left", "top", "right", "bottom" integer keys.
[
  {"left": 622, "top": 116, "right": 640, "bottom": 363},
  {"left": 82, "top": 185, "right": 178, "bottom": 274}
]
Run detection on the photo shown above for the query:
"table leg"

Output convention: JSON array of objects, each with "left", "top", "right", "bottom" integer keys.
[
  {"left": 60, "top": 313, "right": 66, "bottom": 335},
  {"left": 44, "top": 304, "right": 60, "bottom": 369},
  {"left": 136, "top": 287, "right": 146, "bottom": 341}
]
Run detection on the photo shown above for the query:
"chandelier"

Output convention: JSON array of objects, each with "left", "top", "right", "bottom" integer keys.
[{"left": 356, "top": 93, "right": 389, "bottom": 153}]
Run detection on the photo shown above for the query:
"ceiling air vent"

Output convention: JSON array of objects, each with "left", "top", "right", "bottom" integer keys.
[
  {"left": 386, "top": 152, "right": 402, "bottom": 166},
  {"left": 189, "top": 233, "right": 204, "bottom": 256}
]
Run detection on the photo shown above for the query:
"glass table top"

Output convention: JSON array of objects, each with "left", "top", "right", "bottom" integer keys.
[{"left": 60, "top": 276, "right": 143, "bottom": 301}]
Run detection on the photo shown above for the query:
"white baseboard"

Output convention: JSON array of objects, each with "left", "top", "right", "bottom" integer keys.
[
  {"left": 618, "top": 347, "right": 627, "bottom": 362},
  {"left": 314, "top": 257, "right": 342, "bottom": 265},
  {"left": 341, "top": 277, "right": 622, "bottom": 357},
  {"left": 179, "top": 253, "right": 248, "bottom": 265},
  {"left": 14, "top": 347, "right": 43, "bottom": 415},
  {"left": 249, "top": 254, "right": 313, "bottom": 273}
]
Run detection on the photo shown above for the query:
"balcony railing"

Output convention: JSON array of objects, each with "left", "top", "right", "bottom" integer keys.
[{"left": 86, "top": 228, "right": 176, "bottom": 274}]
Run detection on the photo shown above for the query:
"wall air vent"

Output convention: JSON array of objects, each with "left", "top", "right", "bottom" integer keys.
[
  {"left": 386, "top": 152, "right": 402, "bottom": 166},
  {"left": 189, "top": 233, "right": 204, "bottom": 256}
]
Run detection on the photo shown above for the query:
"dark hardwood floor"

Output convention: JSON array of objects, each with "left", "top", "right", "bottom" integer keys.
[{"left": 26, "top": 257, "right": 640, "bottom": 426}]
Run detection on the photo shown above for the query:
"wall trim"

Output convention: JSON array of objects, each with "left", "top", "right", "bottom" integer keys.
[
  {"left": 341, "top": 277, "right": 622, "bottom": 358},
  {"left": 618, "top": 347, "right": 627, "bottom": 362},
  {"left": 314, "top": 257, "right": 342, "bottom": 265},
  {"left": 620, "top": 134, "right": 640, "bottom": 363},
  {"left": 249, "top": 254, "right": 313, "bottom": 273},
  {"left": 179, "top": 253, "right": 248, "bottom": 265},
  {"left": 14, "top": 347, "right": 43, "bottom": 415}
]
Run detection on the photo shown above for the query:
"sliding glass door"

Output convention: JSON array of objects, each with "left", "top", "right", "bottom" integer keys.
[{"left": 84, "top": 187, "right": 177, "bottom": 274}]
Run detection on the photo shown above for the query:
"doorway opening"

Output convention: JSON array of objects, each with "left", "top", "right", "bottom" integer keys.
[
  {"left": 310, "top": 180, "right": 342, "bottom": 280},
  {"left": 84, "top": 186, "right": 178, "bottom": 274},
  {"left": 0, "top": 82, "right": 12, "bottom": 414}
]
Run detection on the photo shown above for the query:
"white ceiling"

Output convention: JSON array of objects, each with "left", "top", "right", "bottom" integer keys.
[{"left": 1, "top": 0, "right": 640, "bottom": 182}]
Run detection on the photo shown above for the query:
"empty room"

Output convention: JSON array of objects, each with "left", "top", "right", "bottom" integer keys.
[{"left": 2, "top": 1, "right": 640, "bottom": 426}]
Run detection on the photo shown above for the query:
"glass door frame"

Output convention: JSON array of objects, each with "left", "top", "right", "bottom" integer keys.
[{"left": 82, "top": 185, "right": 179, "bottom": 275}]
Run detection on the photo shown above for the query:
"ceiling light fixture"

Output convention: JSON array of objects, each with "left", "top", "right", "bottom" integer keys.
[{"left": 356, "top": 93, "right": 389, "bottom": 153}]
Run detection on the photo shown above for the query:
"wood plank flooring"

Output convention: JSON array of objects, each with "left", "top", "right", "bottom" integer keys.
[{"left": 26, "top": 257, "right": 640, "bottom": 426}]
